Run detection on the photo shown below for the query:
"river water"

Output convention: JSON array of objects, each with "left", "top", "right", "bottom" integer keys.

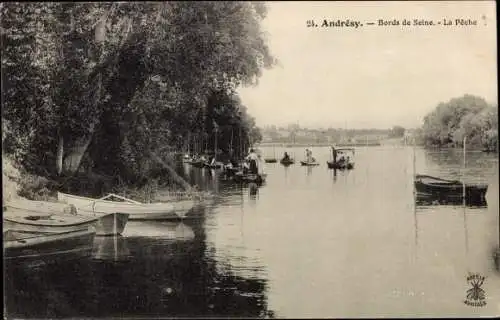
[{"left": 4, "top": 146, "right": 500, "bottom": 318}]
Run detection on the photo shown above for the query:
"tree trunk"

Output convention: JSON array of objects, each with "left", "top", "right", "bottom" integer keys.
[
  {"left": 56, "top": 135, "right": 64, "bottom": 175},
  {"left": 151, "top": 153, "right": 193, "bottom": 191},
  {"left": 62, "top": 134, "right": 94, "bottom": 175}
]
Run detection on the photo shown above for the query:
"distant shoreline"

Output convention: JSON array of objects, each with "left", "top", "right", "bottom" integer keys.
[{"left": 258, "top": 142, "right": 382, "bottom": 147}]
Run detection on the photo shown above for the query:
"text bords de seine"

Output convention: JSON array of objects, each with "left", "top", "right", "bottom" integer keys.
[{"left": 308, "top": 18, "right": 479, "bottom": 28}]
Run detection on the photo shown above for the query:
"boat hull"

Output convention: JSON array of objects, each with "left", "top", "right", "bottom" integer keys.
[
  {"left": 326, "top": 161, "right": 354, "bottom": 170},
  {"left": 77, "top": 211, "right": 129, "bottom": 236},
  {"left": 300, "top": 161, "right": 320, "bottom": 166},
  {"left": 415, "top": 193, "right": 488, "bottom": 207},
  {"left": 414, "top": 175, "right": 488, "bottom": 203},
  {"left": 264, "top": 159, "right": 277, "bottom": 163},
  {"left": 58, "top": 192, "right": 184, "bottom": 220},
  {"left": 280, "top": 159, "right": 294, "bottom": 166},
  {"left": 4, "top": 229, "right": 95, "bottom": 261},
  {"left": 232, "top": 173, "right": 267, "bottom": 184},
  {"left": 204, "top": 162, "right": 224, "bottom": 169},
  {"left": 190, "top": 161, "right": 206, "bottom": 168},
  {"left": 3, "top": 209, "right": 98, "bottom": 233}
]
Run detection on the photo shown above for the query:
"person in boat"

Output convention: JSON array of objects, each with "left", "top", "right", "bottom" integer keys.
[
  {"left": 246, "top": 148, "right": 259, "bottom": 174},
  {"left": 224, "top": 159, "right": 233, "bottom": 169},
  {"left": 331, "top": 146, "right": 338, "bottom": 164},
  {"left": 305, "top": 149, "right": 311, "bottom": 162},
  {"left": 308, "top": 149, "right": 315, "bottom": 163},
  {"left": 282, "top": 152, "right": 290, "bottom": 161},
  {"left": 338, "top": 154, "right": 345, "bottom": 164}
]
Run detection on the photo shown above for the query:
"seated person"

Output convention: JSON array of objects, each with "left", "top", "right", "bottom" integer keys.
[
  {"left": 224, "top": 159, "right": 233, "bottom": 169},
  {"left": 283, "top": 152, "right": 290, "bottom": 161}
]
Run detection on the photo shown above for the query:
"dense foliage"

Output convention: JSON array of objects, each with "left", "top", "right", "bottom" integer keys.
[
  {"left": 1, "top": 2, "right": 273, "bottom": 186},
  {"left": 420, "top": 94, "right": 498, "bottom": 150}
]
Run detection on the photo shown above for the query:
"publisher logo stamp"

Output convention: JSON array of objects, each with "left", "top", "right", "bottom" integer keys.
[{"left": 464, "top": 273, "right": 487, "bottom": 307}]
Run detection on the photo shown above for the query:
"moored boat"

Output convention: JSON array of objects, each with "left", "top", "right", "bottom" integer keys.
[
  {"left": 264, "top": 158, "right": 277, "bottom": 163},
  {"left": 300, "top": 161, "right": 320, "bottom": 166},
  {"left": 58, "top": 192, "right": 188, "bottom": 221},
  {"left": 204, "top": 161, "right": 224, "bottom": 169},
  {"left": 414, "top": 174, "right": 488, "bottom": 203},
  {"left": 326, "top": 161, "right": 354, "bottom": 170},
  {"left": 6, "top": 199, "right": 128, "bottom": 236},
  {"left": 190, "top": 159, "right": 208, "bottom": 168},
  {"left": 3, "top": 207, "right": 98, "bottom": 233},
  {"left": 415, "top": 193, "right": 487, "bottom": 208},
  {"left": 232, "top": 172, "right": 267, "bottom": 184},
  {"left": 4, "top": 228, "right": 96, "bottom": 261},
  {"left": 182, "top": 154, "right": 194, "bottom": 163}
]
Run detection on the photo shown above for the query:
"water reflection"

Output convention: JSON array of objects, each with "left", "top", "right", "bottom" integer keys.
[
  {"left": 122, "top": 221, "right": 195, "bottom": 240},
  {"left": 92, "top": 235, "right": 131, "bottom": 262},
  {"left": 5, "top": 211, "right": 272, "bottom": 319},
  {"left": 415, "top": 196, "right": 488, "bottom": 208}
]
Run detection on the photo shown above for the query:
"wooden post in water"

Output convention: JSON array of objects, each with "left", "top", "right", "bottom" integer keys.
[
  {"left": 462, "top": 136, "right": 467, "bottom": 207},
  {"left": 462, "top": 136, "right": 469, "bottom": 258},
  {"left": 412, "top": 137, "right": 418, "bottom": 248}
]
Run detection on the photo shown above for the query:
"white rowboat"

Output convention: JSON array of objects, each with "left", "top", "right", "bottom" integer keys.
[
  {"left": 3, "top": 207, "right": 98, "bottom": 233},
  {"left": 5, "top": 199, "right": 128, "bottom": 236},
  {"left": 57, "top": 192, "right": 191, "bottom": 220}
]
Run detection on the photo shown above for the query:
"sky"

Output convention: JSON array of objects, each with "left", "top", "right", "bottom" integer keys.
[{"left": 237, "top": 1, "right": 497, "bottom": 129}]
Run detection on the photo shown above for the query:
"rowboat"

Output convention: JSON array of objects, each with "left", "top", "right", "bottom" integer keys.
[
  {"left": 6, "top": 199, "right": 128, "bottom": 236},
  {"left": 182, "top": 154, "right": 193, "bottom": 163},
  {"left": 190, "top": 159, "right": 207, "bottom": 168},
  {"left": 326, "top": 161, "right": 354, "bottom": 170},
  {"left": 3, "top": 207, "right": 98, "bottom": 233},
  {"left": 414, "top": 174, "right": 488, "bottom": 203},
  {"left": 264, "top": 158, "right": 277, "bottom": 163},
  {"left": 4, "top": 229, "right": 96, "bottom": 261},
  {"left": 328, "top": 147, "right": 355, "bottom": 170},
  {"left": 232, "top": 172, "right": 267, "bottom": 184},
  {"left": 57, "top": 192, "right": 190, "bottom": 220},
  {"left": 300, "top": 161, "right": 320, "bottom": 166},
  {"left": 204, "top": 161, "right": 224, "bottom": 169},
  {"left": 415, "top": 193, "right": 487, "bottom": 208},
  {"left": 280, "top": 158, "right": 294, "bottom": 166}
]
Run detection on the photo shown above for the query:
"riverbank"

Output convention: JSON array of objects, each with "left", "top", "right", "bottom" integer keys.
[{"left": 2, "top": 155, "right": 191, "bottom": 205}]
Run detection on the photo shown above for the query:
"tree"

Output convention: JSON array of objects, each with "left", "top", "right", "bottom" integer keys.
[
  {"left": 421, "top": 94, "right": 496, "bottom": 150},
  {"left": 389, "top": 125, "right": 405, "bottom": 138},
  {"left": 2, "top": 2, "right": 276, "bottom": 185}
]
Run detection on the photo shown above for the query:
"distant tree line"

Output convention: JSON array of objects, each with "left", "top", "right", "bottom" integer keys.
[
  {"left": 1, "top": 2, "right": 273, "bottom": 187},
  {"left": 419, "top": 94, "right": 498, "bottom": 151}
]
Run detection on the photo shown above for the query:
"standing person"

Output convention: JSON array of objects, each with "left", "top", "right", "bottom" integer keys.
[
  {"left": 305, "top": 149, "right": 310, "bottom": 162},
  {"left": 246, "top": 148, "right": 259, "bottom": 174},
  {"left": 331, "top": 146, "right": 338, "bottom": 164}
]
